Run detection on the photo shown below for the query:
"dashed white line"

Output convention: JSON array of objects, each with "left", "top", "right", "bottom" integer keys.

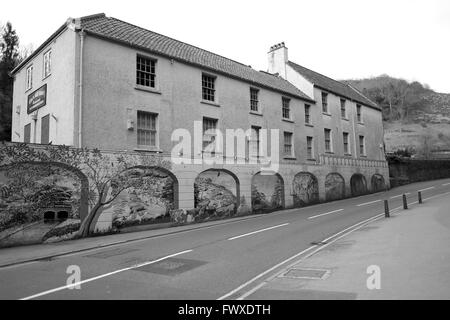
[
  {"left": 308, "top": 209, "right": 344, "bottom": 220},
  {"left": 20, "top": 249, "right": 193, "bottom": 300},
  {"left": 228, "top": 223, "right": 289, "bottom": 241},
  {"left": 390, "top": 193, "right": 410, "bottom": 199},
  {"left": 418, "top": 186, "right": 435, "bottom": 192},
  {"left": 357, "top": 200, "right": 382, "bottom": 207},
  {"left": 442, "top": 183, "right": 450, "bottom": 186}
]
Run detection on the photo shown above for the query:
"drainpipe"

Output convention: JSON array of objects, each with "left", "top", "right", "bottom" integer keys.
[{"left": 78, "top": 30, "right": 85, "bottom": 148}]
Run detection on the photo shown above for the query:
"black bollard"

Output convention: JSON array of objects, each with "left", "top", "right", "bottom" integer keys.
[
  {"left": 403, "top": 194, "right": 408, "bottom": 209},
  {"left": 384, "top": 200, "right": 390, "bottom": 218},
  {"left": 418, "top": 191, "right": 423, "bottom": 204}
]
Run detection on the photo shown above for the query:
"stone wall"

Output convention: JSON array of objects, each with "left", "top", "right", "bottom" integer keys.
[{"left": 389, "top": 158, "right": 450, "bottom": 187}]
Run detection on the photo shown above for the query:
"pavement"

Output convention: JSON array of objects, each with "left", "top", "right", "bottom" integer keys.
[
  {"left": 241, "top": 191, "right": 450, "bottom": 300},
  {"left": 0, "top": 178, "right": 449, "bottom": 300}
]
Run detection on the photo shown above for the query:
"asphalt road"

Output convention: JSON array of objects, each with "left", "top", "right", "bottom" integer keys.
[{"left": 1, "top": 178, "right": 450, "bottom": 300}]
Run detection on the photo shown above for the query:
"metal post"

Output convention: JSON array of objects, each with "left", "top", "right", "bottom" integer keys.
[
  {"left": 384, "top": 200, "right": 390, "bottom": 218},
  {"left": 418, "top": 191, "right": 422, "bottom": 204},
  {"left": 403, "top": 194, "right": 408, "bottom": 209}
]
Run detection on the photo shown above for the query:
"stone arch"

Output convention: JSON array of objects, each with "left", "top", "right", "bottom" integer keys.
[
  {"left": 0, "top": 161, "right": 89, "bottom": 221},
  {"left": 351, "top": 173, "right": 368, "bottom": 196},
  {"left": 106, "top": 165, "right": 180, "bottom": 230},
  {"left": 292, "top": 172, "right": 319, "bottom": 207},
  {"left": 371, "top": 174, "right": 386, "bottom": 192},
  {"left": 325, "top": 173, "right": 345, "bottom": 201},
  {"left": 194, "top": 169, "right": 240, "bottom": 221},
  {"left": 251, "top": 171, "right": 285, "bottom": 213},
  {"left": 126, "top": 165, "right": 179, "bottom": 210}
]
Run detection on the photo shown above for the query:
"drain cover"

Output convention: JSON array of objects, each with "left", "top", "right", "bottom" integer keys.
[
  {"left": 280, "top": 268, "right": 330, "bottom": 280},
  {"left": 134, "top": 258, "right": 207, "bottom": 276},
  {"left": 85, "top": 248, "right": 140, "bottom": 259}
]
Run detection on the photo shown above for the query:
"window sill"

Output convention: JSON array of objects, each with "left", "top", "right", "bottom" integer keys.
[
  {"left": 282, "top": 118, "right": 294, "bottom": 123},
  {"left": 341, "top": 117, "right": 349, "bottom": 121},
  {"left": 344, "top": 154, "right": 352, "bottom": 157},
  {"left": 249, "top": 111, "right": 263, "bottom": 116},
  {"left": 134, "top": 147, "right": 163, "bottom": 153},
  {"left": 305, "top": 123, "right": 314, "bottom": 127},
  {"left": 360, "top": 155, "right": 367, "bottom": 158},
  {"left": 42, "top": 74, "right": 51, "bottom": 81},
  {"left": 283, "top": 156, "right": 297, "bottom": 160},
  {"left": 25, "top": 87, "right": 33, "bottom": 93},
  {"left": 325, "top": 151, "right": 334, "bottom": 154},
  {"left": 322, "top": 112, "right": 332, "bottom": 116},
  {"left": 358, "top": 122, "right": 365, "bottom": 125},
  {"left": 201, "top": 100, "right": 220, "bottom": 107},
  {"left": 307, "top": 158, "right": 316, "bottom": 161},
  {"left": 135, "top": 85, "right": 161, "bottom": 94}
]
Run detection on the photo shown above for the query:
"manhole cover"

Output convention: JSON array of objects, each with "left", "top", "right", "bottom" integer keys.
[
  {"left": 85, "top": 248, "right": 140, "bottom": 259},
  {"left": 280, "top": 268, "right": 330, "bottom": 280},
  {"left": 134, "top": 258, "right": 207, "bottom": 276}
]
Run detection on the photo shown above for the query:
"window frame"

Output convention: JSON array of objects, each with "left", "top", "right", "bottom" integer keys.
[
  {"left": 43, "top": 49, "right": 52, "bottom": 78},
  {"left": 282, "top": 97, "right": 291, "bottom": 120},
  {"left": 324, "top": 128, "right": 333, "bottom": 153},
  {"left": 343, "top": 132, "right": 350, "bottom": 155},
  {"left": 359, "top": 135, "right": 366, "bottom": 156},
  {"left": 321, "top": 92, "right": 328, "bottom": 114},
  {"left": 26, "top": 65, "right": 33, "bottom": 91},
  {"left": 357, "top": 104, "right": 363, "bottom": 123},
  {"left": 136, "top": 55, "right": 157, "bottom": 88},
  {"left": 202, "top": 73, "right": 216, "bottom": 102},
  {"left": 202, "top": 117, "right": 218, "bottom": 153},
  {"left": 307, "top": 136, "right": 314, "bottom": 160},
  {"left": 340, "top": 98, "right": 347, "bottom": 119},
  {"left": 250, "top": 88, "right": 259, "bottom": 112},
  {"left": 249, "top": 125, "right": 261, "bottom": 159},
  {"left": 283, "top": 131, "right": 294, "bottom": 157},
  {"left": 136, "top": 110, "right": 158, "bottom": 148},
  {"left": 304, "top": 104, "right": 311, "bottom": 124}
]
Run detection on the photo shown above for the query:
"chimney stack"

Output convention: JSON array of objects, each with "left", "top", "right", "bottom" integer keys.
[{"left": 267, "top": 42, "right": 288, "bottom": 79}]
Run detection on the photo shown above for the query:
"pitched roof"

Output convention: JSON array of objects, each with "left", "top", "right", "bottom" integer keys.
[
  {"left": 287, "top": 61, "right": 379, "bottom": 109},
  {"left": 76, "top": 14, "right": 313, "bottom": 101}
]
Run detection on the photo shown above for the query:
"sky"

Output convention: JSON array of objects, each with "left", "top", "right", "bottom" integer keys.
[{"left": 1, "top": 0, "right": 450, "bottom": 93}]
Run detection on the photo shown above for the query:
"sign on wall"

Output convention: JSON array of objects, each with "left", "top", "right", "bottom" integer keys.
[{"left": 27, "top": 84, "right": 47, "bottom": 114}]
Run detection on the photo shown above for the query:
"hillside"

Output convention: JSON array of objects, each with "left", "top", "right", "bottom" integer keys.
[{"left": 344, "top": 76, "right": 450, "bottom": 157}]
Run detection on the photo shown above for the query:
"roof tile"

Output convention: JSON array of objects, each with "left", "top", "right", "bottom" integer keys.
[
  {"left": 79, "top": 14, "right": 313, "bottom": 101},
  {"left": 287, "top": 61, "right": 379, "bottom": 109}
]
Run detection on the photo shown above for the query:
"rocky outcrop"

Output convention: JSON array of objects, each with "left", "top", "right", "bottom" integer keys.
[{"left": 194, "top": 178, "right": 237, "bottom": 221}]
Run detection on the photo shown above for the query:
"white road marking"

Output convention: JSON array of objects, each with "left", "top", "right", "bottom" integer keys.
[
  {"left": 418, "top": 186, "right": 435, "bottom": 192},
  {"left": 20, "top": 249, "right": 193, "bottom": 300},
  {"left": 228, "top": 223, "right": 289, "bottom": 241},
  {"left": 390, "top": 193, "right": 410, "bottom": 199},
  {"left": 308, "top": 209, "right": 344, "bottom": 220},
  {"left": 219, "top": 211, "right": 387, "bottom": 301},
  {"left": 233, "top": 191, "right": 450, "bottom": 300},
  {"left": 442, "top": 183, "right": 450, "bottom": 186},
  {"left": 357, "top": 200, "right": 382, "bottom": 207}
]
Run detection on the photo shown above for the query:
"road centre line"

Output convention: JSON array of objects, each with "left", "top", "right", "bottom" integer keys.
[
  {"left": 390, "top": 193, "right": 410, "bottom": 199},
  {"left": 308, "top": 209, "right": 344, "bottom": 220},
  {"left": 20, "top": 249, "right": 193, "bottom": 300},
  {"left": 228, "top": 223, "right": 289, "bottom": 241},
  {"left": 418, "top": 186, "right": 435, "bottom": 192},
  {"left": 357, "top": 200, "right": 382, "bottom": 207}
]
